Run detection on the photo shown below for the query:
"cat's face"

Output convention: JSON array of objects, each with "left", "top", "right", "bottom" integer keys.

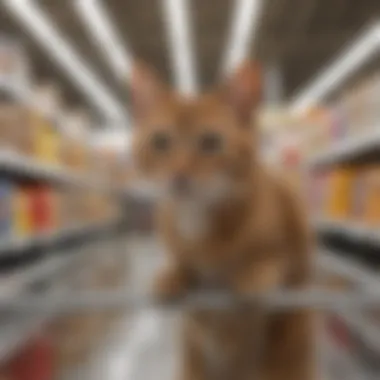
[{"left": 130, "top": 62, "right": 261, "bottom": 204}]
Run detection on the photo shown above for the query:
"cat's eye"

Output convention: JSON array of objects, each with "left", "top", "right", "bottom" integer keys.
[
  {"left": 151, "top": 131, "right": 171, "bottom": 152},
  {"left": 198, "top": 132, "right": 222, "bottom": 154}
]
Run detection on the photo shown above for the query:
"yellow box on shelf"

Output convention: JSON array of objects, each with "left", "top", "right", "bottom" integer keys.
[
  {"left": 12, "top": 186, "right": 32, "bottom": 239},
  {"left": 363, "top": 167, "right": 380, "bottom": 227},
  {"left": 325, "top": 166, "right": 356, "bottom": 220},
  {"left": 31, "top": 111, "right": 60, "bottom": 165}
]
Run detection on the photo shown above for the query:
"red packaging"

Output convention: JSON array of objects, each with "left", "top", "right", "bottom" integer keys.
[
  {"left": 29, "top": 186, "right": 56, "bottom": 234},
  {"left": 7, "top": 335, "right": 54, "bottom": 380}
]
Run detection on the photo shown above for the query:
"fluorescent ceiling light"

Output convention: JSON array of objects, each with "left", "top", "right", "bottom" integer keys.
[
  {"left": 162, "top": 0, "right": 198, "bottom": 95},
  {"left": 291, "top": 23, "right": 380, "bottom": 114},
  {"left": 221, "top": 0, "right": 262, "bottom": 76},
  {"left": 2, "top": 0, "right": 127, "bottom": 123},
  {"left": 74, "top": 0, "right": 132, "bottom": 80}
]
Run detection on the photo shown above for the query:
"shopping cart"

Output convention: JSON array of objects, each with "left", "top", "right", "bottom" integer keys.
[{"left": 1, "top": 231, "right": 380, "bottom": 380}]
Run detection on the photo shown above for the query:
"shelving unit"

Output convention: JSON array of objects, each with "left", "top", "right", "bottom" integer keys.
[
  {"left": 0, "top": 150, "right": 116, "bottom": 194},
  {"left": 0, "top": 82, "right": 124, "bottom": 197},
  {"left": 0, "top": 70, "right": 129, "bottom": 377},
  {"left": 0, "top": 219, "right": 120, "bottom": 255},
  {"left": 307, "top": 129, "right": 380, "bottom": 168},
  {"left": 315, "top": 218, "right": 380, "bottom": 246},
  {"left": 0, "top": 230, "right": 129, "bottom": 364}
]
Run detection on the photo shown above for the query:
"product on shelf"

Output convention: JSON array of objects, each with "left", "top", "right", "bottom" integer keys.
[
  {"left": 0, "top": 104, "right": 29, "bottom": 152},
  {"left": 0, "top": 36, "right": 126, "bottom": 380},
  {"left": 362, "top": 166, "right": 380, "bottom": 227},
  {"left": 295, "top": 73, "right": 380, "bottom": 162},
  {"left": 31, "top": 83, "right": 62, "bottom": 165},
  {"left": 60, "top": 135, "right": 88, "bottom": 173},
  {"left": 0, "top": 180, "right": 13, "bottom": 242},
  {"left": 309, "top": 163, "right": 380, "bottom": 227},
  {"left": 31, "top": 112, "right": 59, "bottom": 165},
  {"left": 0, "top": 36, "right": 30, "bottom": 90},
  {"left": 6, "top": 334, "right": 54, "bottom": 380},
  {"left": 12, "top": 184, "right": 33, "bottom": 240},
  {"left": 29, "top": 185, "right": 57, "bottom": 235},
  {"left": 60, "top": 110, "right": 90, "bottom": 174}
]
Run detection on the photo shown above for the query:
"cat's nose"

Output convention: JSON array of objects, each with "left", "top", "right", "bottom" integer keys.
[{"left": 171, "top": 174, "right": 191, "bottom": 195}]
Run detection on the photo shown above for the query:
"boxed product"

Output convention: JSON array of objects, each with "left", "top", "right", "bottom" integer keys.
[
  {"left": 325, "top": 167, "right": 356, "bottom": 220},
  {"left": 29, "top": 185, "right": 58, "bottom": 235},
  {"left": 0, "top": 38, "right": 33, "bottom": 155},
  {"left": 58, "top": 189, "right": 97, "bottom": 228},
  {"left": 0, "top": 36, "right": 30, "bottom": 91},
  {"left": 12, "top": 184, "right": 33, "bottom": 240},
  {"left": 5, "top": 333, "right": 54, "bottom": 380},
  {"left": 60, "top": 135, "right": 88, "bottom": 172},
  {"left": 60, "top": 110, "right": 90, "bottom": 172},
  {"left": 0, "top": 104, "right": 30, "bottom": 152},
  {"left": 31, "top": 83, "right": 62, "bottom": 165},
  {"left": 349, "top": 168, "right": 367, "bottom": 222},
  {"left": 0, "top": 180, "right": 14, "bottom": 243},
  {"left": 362, "top": 166, "right": 380, "bottom": 227},
  {"left": 31, "top": 112, "right": 59, "bottom": 165}
]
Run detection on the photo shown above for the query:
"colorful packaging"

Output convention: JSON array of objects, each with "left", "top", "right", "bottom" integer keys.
[
  {"left": 29, "top": 185, "right": 57, "bottom": 234},
  {"left": 363, "top": 167, "right": 380, "bottom": 227},
  {"left": 7, "top": 334, "right": 54, "bottom": 380},
  {"left": 31, "top": 112, "right": 59, "bottom": 165},
  {"left": 12, "top": 185, "right": 32, "bottom": 239},
  {"left": 325, "top": 167, "right": 356, "bottom": 220},
  {"left": 0, "top": 180, "right": 13, "bottom": 243},
  {"left": 0, "top": 104, "right": 26, "bottom": 151},
  {"left": 349, "top": 168, "right": 367, "bottom": 222}
]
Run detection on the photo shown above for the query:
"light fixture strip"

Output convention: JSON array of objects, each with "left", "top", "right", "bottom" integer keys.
[
  {"left": 221, "top": 0, "right": 262, "bottom": 76},
  {"left": 162, "top": 0, "right": 198, "bottom": 96},
  {"left": 292, "top": 23, "right": 380, "bottom": 113},
  {"left": 3, "top": 0, "right": 126, "bottom": 122},
  {"left": 74, "top": 0, "right": 132, "bottom": 80}
]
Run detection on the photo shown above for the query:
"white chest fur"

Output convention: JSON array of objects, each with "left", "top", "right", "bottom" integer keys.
[{"left": 175, "top": 201, "right": 209, "bottom": 242}]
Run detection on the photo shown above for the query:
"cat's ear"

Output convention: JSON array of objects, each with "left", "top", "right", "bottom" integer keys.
[
  {"left": 222, "top": 61, "right": 261, "bottom": 126},
  {"left": 130, "top": 60, "right": 167, "bottom": 121}
]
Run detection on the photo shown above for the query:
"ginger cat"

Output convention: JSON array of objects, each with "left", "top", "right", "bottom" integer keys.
[{"left": 130, "top": 61, "right": 315, "bottom": 380}]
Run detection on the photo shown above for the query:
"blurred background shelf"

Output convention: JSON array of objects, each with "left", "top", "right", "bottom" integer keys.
[
  {"left": 318, "top": 250, "right": 380, "bottom": 291},
  {"left": 315, "top": 219, "right": 380, "bottom": 247},
  {"left": 0, "top": 218, "right": 122, "bottom": 257},
  {"left": 0, "top": 150, "right": 119, "bottom": 195},
  {"left": 307, "top": 129, "right": 380, "bottom": 168}
]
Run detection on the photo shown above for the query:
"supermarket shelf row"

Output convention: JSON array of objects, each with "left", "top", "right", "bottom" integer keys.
[
  {"left": 0, "top": 228, "right": 126, "bottom": 363},
  {"left": 318, "top": 250, "right": 380, "bottom": 291},
  {"left": 318, "top": 250, "right": 380, "bottom": 362},
  {"left": 0, "top": 150, "right": 118, "bottom": 195},
  {"left": 314, "top": 218, "right": 380, "bottom": 247},
  {"left": 307, "top": 129, "right": 380, "bottom": 168},
  {"left": 0, "top": 218, "right": 121, "bottom": 256},
  {"left": 0, "top": 255, "right": 69, "bottom": 299}
]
